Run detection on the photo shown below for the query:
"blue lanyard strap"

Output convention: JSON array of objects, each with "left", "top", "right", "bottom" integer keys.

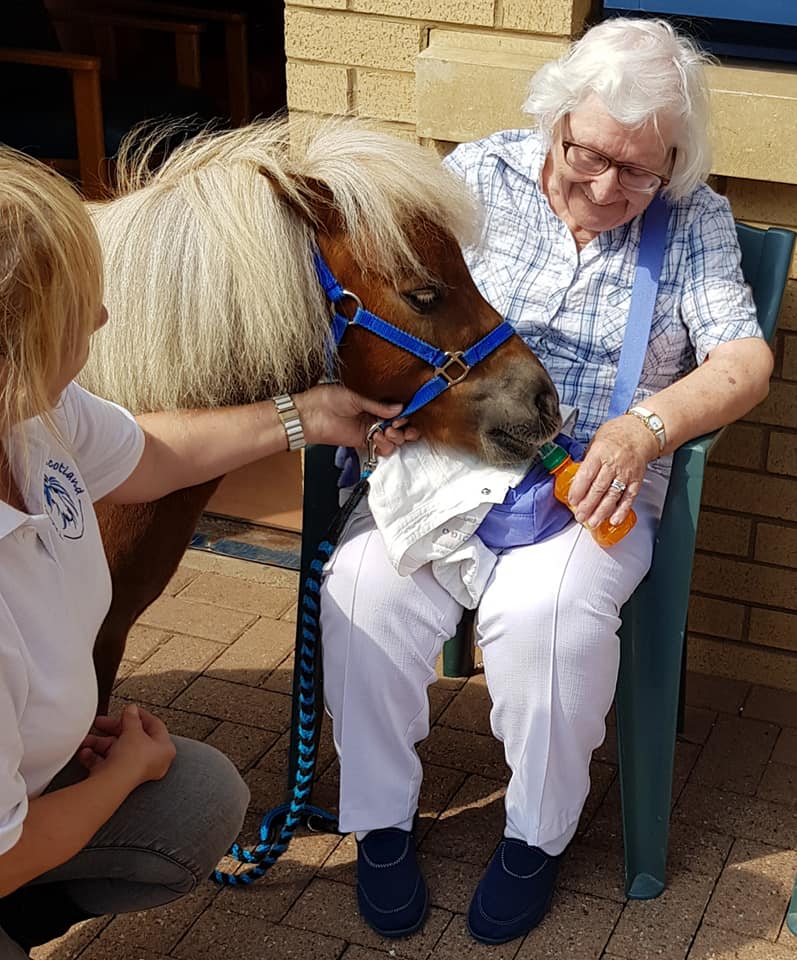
[{"left": 607, "top": 193, "right": 671, "bottom": 419}]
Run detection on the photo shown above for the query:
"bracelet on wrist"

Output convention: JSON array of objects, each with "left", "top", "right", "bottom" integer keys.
[{"left": 273, "top": 394, "right": 306, "bottom": 451}]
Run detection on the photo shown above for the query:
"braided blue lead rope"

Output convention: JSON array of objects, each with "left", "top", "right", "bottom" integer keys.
[{"left": 211, "top": 477, "right": 371, "bottom": 885}]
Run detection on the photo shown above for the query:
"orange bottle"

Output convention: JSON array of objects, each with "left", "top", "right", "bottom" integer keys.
[{"left": 538, "top": 441, "right": 636, "bottom": 547}]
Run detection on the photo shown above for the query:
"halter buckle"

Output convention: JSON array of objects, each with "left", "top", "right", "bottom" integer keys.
[{"left": 435, "top": 351, "right": 470, "bottom": 386}]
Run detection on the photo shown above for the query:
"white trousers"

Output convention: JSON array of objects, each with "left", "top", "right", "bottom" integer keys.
[{"left": 320, "top": 470, "right": 668, "bottom": 855}]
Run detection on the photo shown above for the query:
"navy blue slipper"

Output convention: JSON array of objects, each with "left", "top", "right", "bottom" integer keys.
[
  {"left": 356, "top": 828, "right": 429, "bottom": 938},
  {"left": 467, "top": 838, "right": 560, "bottom": 944}
]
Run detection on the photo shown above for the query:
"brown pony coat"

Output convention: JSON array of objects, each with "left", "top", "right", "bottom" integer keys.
[{"left": 82, "top": 117, "right": 559, "bottom": 709}]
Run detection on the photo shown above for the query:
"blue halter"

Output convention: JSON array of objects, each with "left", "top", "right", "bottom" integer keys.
[{"left": 314, "top": 251, "right": 515, "bottom": 446}]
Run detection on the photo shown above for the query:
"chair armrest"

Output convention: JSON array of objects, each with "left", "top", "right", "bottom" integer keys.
[
  {"left": 0, "top": 47, "right": 101, "bottom": 72},
  {"left": 103, "top": 1, "right": 246, "bottom": 24},
  {"left": 0, "top": 48, "right": 106, "bottom": 198},
  {"left": 81, "top": 0, "right": 251, "bottom": 122},
  {"left": 53, "top": 11, "right": 205, "bottom": 36},
  {"left": 52, "top": 10, "right": 205, "bottom": 89},
  {"left": 669, "top": 427, "right": 724, "bottom": 477}
]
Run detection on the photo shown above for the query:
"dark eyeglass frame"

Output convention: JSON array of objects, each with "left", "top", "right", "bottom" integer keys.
[{"left": 560, "top": 127, "right": 675, "bottom": 194}]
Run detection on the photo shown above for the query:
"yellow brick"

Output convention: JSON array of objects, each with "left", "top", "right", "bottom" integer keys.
[
  {"left": 692, "top": 554, "right": 797, "bottom": 612},
  {"left": 688, "top": 636, "right": 797, "bottom": 693},
  {"left": 708, "top": 64, "right": 797, "bottom": 186},
  {"left": 755, "top": 522, "right": 797, "bottom": 568},
  {"left": 416, "top": 29, "right": 568, "bottom": 142},
  {"left": 350, "top": 0, "right": 494, "bottom": 25},
  {"left": 695, "top": 511, "right": 752, "bottom": 556},
  {"left": 767, "top": 431, "right": 797, "bottom": 477},
  {"left": 702, "top": 465, "right": 797, "bottom": 523},
  {"left": 422, "top": 137, "right": 458, "bottom": 158},
  {"left": 726, "top": 179, "right": 797, "bottom": 227},
  {"left": 500, "top": 0, "right": 591, "bottom": 35},
  {"left": 711, "top": 422, "right": 766, "bottom": 470},
  {"left": 289, "top": 0, "right": 347, "bottom": 8},
  {"left": 743, "top": 379, "right": 797, "bottom": 430},
  {"left": 688, "top": 594, "right": 746, "bottom": 641},
  {"left": 286, "top": 61, "right": 351, "bottom": 115},
  {"left": 367, "top": 119, "right": 419, "bottom": 141},
  {"left": 288, "top": 108, "right": 419, "bottom": 140},
  {"left": 749, "top": 608, "right": 797, "bottom": 652},
  {"left": 356, "top": 69, "right": 415, "bottom": 123},
  {"left": 783, "top": 334, "right": 797, "bottom": 380},
  {"left": 285, "top": 8, "right": 424, "bottom": 72}
]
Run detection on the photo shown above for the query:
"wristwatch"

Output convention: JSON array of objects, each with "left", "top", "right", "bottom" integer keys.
[
  {"left": 626, "top": 406, "right": 666, "bottom": 454},
  {"left": 273, "top": 394, "right": 306, "bottom": 451}
]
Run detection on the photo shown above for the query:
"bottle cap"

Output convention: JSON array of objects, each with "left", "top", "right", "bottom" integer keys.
[{"left": 538, "top": 440, "right": 569, "bottom": 471}]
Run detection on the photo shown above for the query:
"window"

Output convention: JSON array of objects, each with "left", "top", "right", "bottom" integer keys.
[{"left": 602, "top": 2, "right": 797, "bottom": 64}]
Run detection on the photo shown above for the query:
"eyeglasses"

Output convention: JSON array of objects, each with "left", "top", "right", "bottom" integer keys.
[{"left": 561, "top": 129, "right": 674, "bottom": 194}]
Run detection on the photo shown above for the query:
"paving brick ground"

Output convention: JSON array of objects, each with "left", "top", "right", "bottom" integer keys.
[{"left": 32, "top": 549, "right": 797, "bottom": 960}]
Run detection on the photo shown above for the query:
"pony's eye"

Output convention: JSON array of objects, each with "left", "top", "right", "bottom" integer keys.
[{"left": 402, "top": 286, "right": 441, "bottom": 313}]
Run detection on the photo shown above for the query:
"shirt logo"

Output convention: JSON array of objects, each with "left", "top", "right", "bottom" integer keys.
[{"left": 43, "top": 461, "right": 85, "bottom": 540}]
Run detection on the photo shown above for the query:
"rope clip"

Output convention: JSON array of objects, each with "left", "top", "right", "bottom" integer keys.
[{"left": 363, "top": 421, "right": 383, "bottom": 476}]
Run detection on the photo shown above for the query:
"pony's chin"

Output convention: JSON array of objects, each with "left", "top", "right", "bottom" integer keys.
[{"left": 483, "top": 420, "right": 561, "bottom": 466}]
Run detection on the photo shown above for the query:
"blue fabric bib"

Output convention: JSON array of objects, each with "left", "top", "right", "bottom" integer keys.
[{"left": 475, "top": 434, "right": 586, "bottom": 551}]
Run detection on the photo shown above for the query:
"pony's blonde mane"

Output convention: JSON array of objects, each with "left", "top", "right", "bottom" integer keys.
[{"left": 79, "top": 116, "right": 480, "bottom": 413}]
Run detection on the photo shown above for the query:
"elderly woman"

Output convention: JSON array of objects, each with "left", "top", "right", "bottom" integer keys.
[{"left": 319, "top": 17, "right": 773, "bottom": 946}]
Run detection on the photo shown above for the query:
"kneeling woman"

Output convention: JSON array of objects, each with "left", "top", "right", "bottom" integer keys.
[{"left": 0, "top": 148, "right": 411, "bottom": 955}]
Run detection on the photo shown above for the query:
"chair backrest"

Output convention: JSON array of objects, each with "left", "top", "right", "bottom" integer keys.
[{"left": 735, "top": 222, "right": 795, "bottom": 343}]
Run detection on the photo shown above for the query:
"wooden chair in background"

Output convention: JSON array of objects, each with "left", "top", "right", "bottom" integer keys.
[{"left": 0, "top": 1, "right": 253, "bottom": 197}]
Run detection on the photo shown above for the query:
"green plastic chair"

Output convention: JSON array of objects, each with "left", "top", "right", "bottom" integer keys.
[
  {"left": 615, "top": 222, "right": 794, "bottom": 899},
  {"left": 295, "top": 221, "right": 795, "bottom": 901}
]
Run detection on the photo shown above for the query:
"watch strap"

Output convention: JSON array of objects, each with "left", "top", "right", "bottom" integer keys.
[
  {"left": 626, "top": 405, "right": 666, "bottom": 453},
  {"left": 273, "top": 394, "right": 305, "bottom": 451}
]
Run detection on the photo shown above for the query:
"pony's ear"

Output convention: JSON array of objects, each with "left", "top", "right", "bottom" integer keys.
[{"left": 258, "top": 169, "right": 340, "bottom": 235}]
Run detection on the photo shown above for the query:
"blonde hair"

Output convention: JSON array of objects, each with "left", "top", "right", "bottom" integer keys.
[
  {"left": 524, "top": 18, "right": 714, "bottom": 199},
  {"left": 0, "top": 149, "right": 103, "bottom": 437}
]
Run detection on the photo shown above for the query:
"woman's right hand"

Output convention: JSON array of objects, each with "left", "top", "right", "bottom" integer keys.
[
  {"left": 294, "top": 384, "right": 420, "bottom": 454},
  {"left": 79, "top": 704, "right": 176, "bottom": 786}
]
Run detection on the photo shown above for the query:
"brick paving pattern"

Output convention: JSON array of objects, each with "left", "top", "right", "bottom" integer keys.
[{"left": 32, "top": 550, "right": 797, "bottom": 960}]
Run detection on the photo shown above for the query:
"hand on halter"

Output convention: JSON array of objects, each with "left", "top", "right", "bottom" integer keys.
[
  {"left": 295, "top": 384, "right": 420, "bottom": 455},
  {"left": 565, "top": 416, "right": 658, "bottom": 529}
]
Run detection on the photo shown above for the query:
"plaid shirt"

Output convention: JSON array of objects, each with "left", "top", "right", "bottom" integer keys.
[{"left": 445, "top": 129, "right": 762, "bottom": 457}]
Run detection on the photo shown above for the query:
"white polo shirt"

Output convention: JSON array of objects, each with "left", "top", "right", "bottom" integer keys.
[{"left": 0, "top": 383, "right": 144, "bottom": 855}]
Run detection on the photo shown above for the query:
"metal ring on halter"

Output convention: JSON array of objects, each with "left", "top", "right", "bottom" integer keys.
[
  {"left": 609, "top": 478, "right": 627, "bottom": 494},
  {"left": 338, "top": 289, "right": 363, "bottom": 320}
]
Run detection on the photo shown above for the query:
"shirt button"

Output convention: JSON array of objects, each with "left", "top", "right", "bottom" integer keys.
[{"left": 481, "top": 488, "right": 491, "bottom": 495}]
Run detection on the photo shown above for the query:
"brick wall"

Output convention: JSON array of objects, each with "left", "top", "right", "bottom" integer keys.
[
  {"left": 283, "top": 0, "right": 797, "bottom": 689},
  {"left": 690, "top": 179, "right": 797, "bottom": 689},
  {"left": 284, "top": 0, "right": 591, "bottom": 135}
]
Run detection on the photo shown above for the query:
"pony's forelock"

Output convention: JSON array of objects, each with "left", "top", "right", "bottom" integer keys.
[{"left": 80, "top": 116, "right": 479, "bottom": 413}]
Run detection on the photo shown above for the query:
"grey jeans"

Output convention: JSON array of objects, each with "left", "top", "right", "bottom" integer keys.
[{"left": 0, "top": 736, "right": 249, "bottom": 957}]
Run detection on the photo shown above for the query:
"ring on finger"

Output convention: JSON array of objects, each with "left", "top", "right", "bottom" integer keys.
[{"left": 609, "top": 478, "right": 627, "bottom": 494}]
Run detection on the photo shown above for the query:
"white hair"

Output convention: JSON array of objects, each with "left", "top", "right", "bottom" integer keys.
[
  {"left": 80, "top": 116, "right": 480, "bottom": 413},
  {"left": 523, "top": 17, "right": 714, "bottom": 199}
]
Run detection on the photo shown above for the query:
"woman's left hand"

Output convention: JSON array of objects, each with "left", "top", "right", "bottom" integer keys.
[{"left": 566, "top": 416, "right": 659, "bottom": 529}]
